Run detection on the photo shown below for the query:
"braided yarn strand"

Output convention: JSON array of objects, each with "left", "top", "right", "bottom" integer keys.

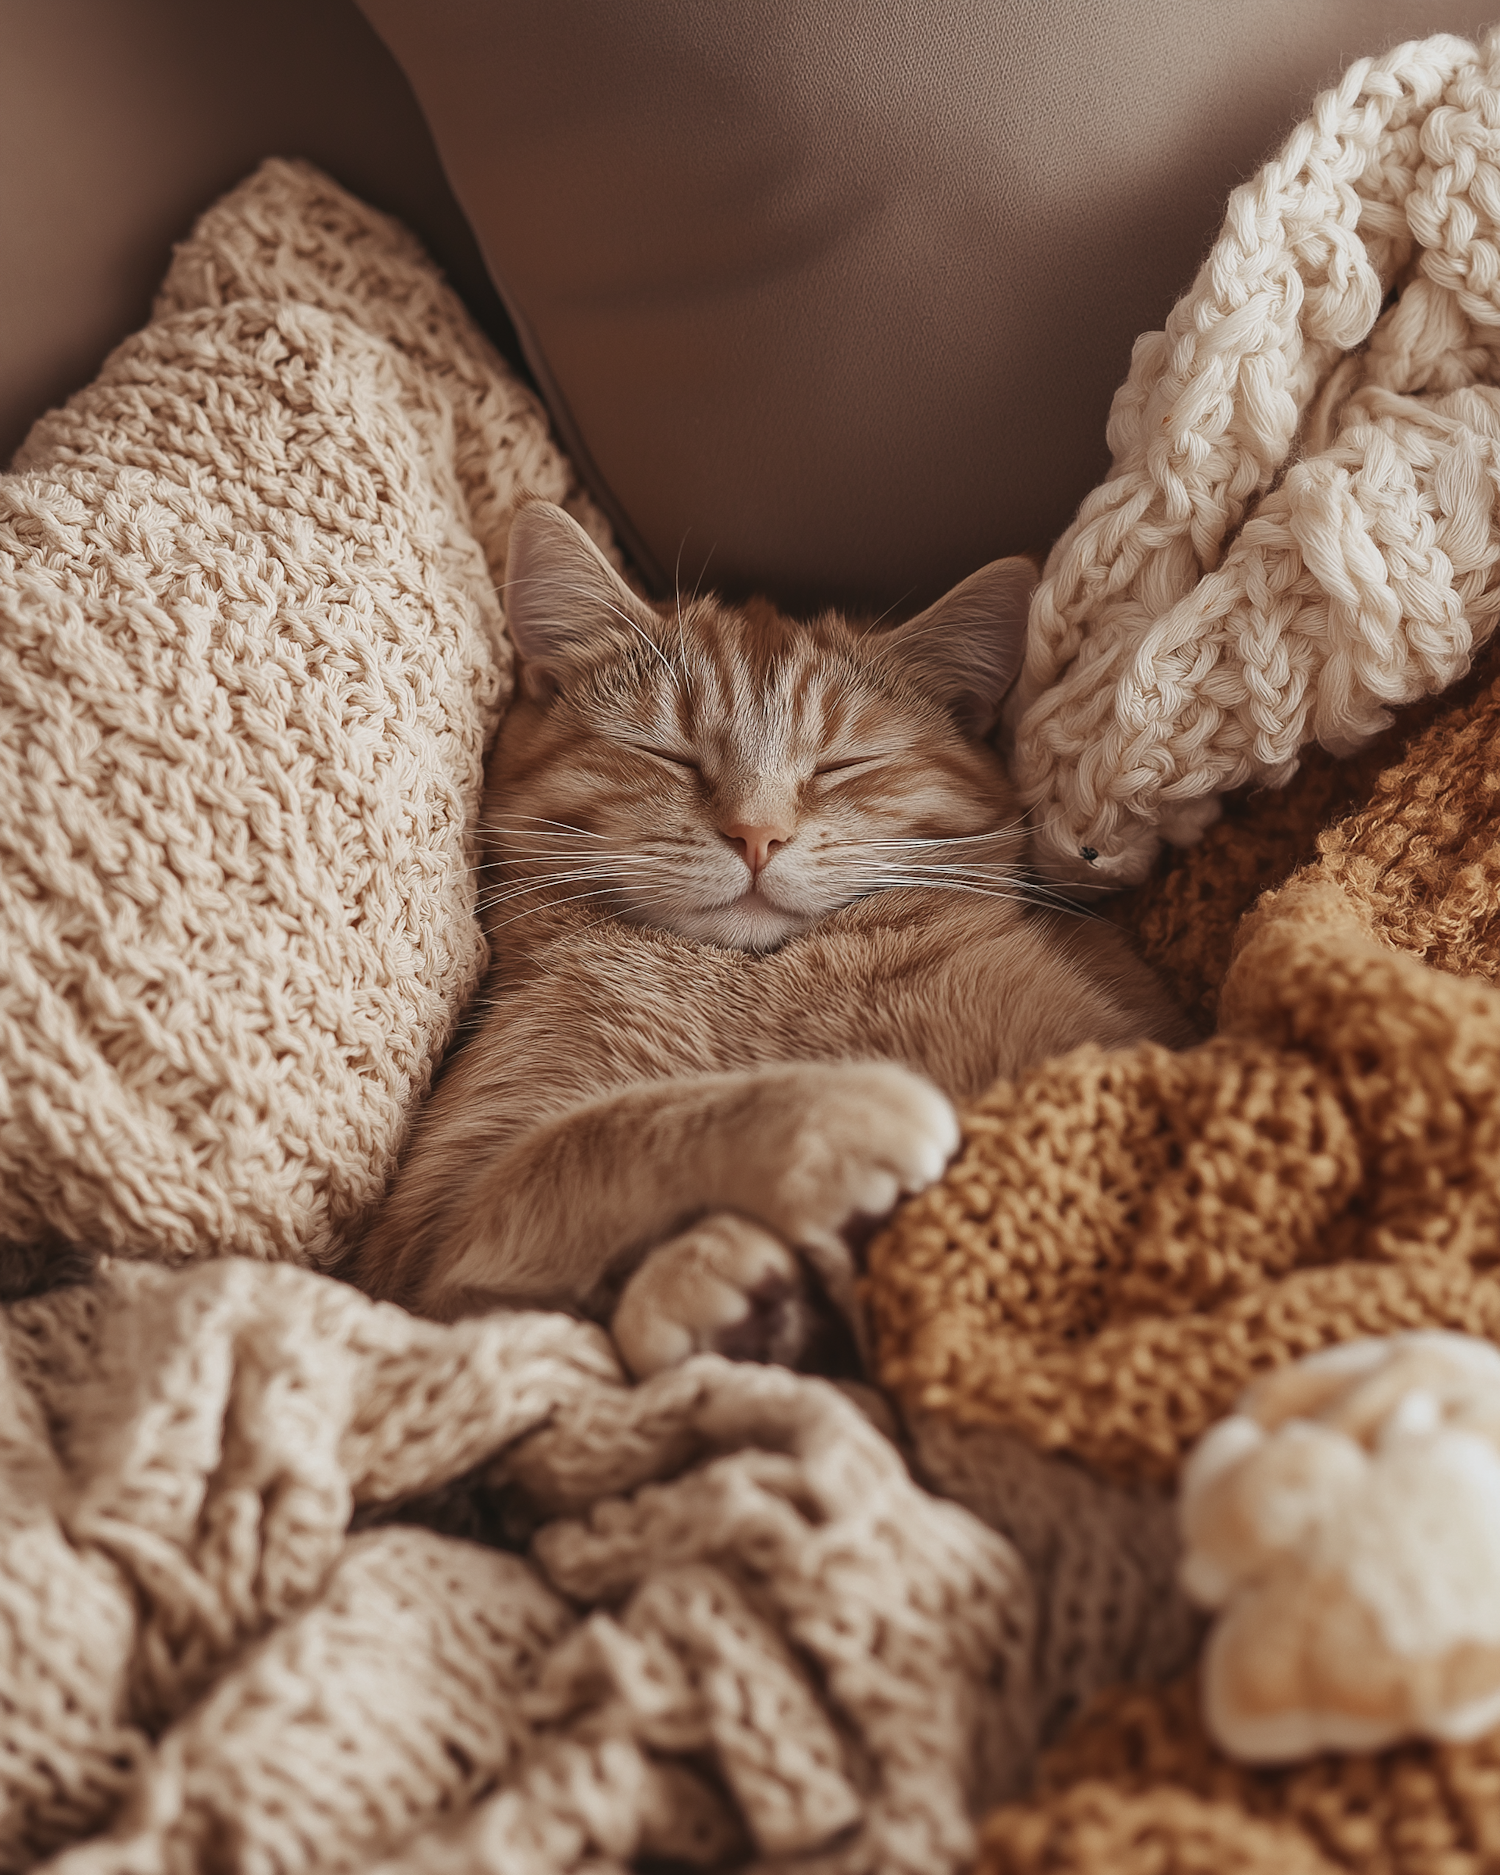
[{"left": 1013, "top": 32, "right": 1500, "bottom": 887}]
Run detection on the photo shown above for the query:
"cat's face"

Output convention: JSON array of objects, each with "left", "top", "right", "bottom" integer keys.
[{"left": 488, "top": 502, "right": 1035, "bottom": 953}]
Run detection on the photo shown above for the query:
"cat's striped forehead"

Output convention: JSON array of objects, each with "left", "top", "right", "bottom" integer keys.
[{"left": 584, "top": 594, "right": 916, "bottom": 758}]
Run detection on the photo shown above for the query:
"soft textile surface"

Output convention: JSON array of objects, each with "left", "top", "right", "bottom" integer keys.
[
  {"left": 870, "top": 624, "right": 1500, "bottom": 1490},
  {"left": 1012, "top": 31, "right": 1500, "bottom": 887},
  {"left": 0, "top": 1258, "right": 1033, "bottom": 1874},
  {"left": 0, "top": 157, "right": 597, "bottom": 1269},
  {"left": 866, "top": 60, "right": 1500, "bottom": 1844},
  {"left": 978, "top": 1674, "right": 1500, "bottom": 1874},
  {"left": 876, "top": 607, "right": 1500, "bottom": 1875}
]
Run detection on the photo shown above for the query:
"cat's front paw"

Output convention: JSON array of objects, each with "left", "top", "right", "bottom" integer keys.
[
  {"left": 611, "top": 1212, "right": 810, "bottom": 1379},
  {"left": 757, "top": 1062, "right": 960, "bottom": 1272}
]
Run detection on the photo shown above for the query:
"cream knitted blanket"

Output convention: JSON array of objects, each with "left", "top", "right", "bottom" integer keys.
[
  {"left": 0, "top": 157, "right": 594, "bottom": 1268},
  {"left": 2, "top": 1258, "right": 1032, "bottom": 1874},
  {"left": 1012, "top": 30, "right": 1500, "bottom": 888}
]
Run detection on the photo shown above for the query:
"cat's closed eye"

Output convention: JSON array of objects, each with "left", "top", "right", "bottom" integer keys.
[{"left": 631, "top": 744, "right": 700, "bottom": 772}]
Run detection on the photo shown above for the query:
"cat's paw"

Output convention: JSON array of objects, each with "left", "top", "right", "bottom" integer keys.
[
  {"left": 611, "top": 1213, "right": 810, "bottom": 1379},
  {"left": 756, "top": 1062, "right": 960, "bottom": 1270}
]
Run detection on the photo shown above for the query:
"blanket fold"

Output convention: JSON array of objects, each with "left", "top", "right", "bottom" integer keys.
[{"left": 1, "top": 1258, "right": 1035, "bottom": 1875}]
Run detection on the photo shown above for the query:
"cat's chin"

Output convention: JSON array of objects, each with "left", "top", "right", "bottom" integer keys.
[{"left": 659, "top": 892, "right": 816, "bottom": 954}]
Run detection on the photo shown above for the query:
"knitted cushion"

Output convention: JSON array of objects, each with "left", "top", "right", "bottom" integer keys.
[{"left": 0, "top": 158, "right": 600, "bottom": 1270}]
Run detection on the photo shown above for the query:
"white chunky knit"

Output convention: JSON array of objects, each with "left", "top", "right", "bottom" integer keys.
[
  {"left": 1012, "top": 30, "right": 1500, "bottom": 886},
  {"left": 0, "top": 159, "right": 606, "bottom": 1267}
]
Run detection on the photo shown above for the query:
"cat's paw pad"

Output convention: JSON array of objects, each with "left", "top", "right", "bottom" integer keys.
[
  {"left": 611, "top": 1213, "right": 809, "bottom": 1379},
  {"left": 769, "top": 1062, "right": 960, "bottom": 1260}
]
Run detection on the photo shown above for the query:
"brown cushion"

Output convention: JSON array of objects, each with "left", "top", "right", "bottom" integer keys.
[
  {"left": 358, "top": 0, "right": 1500, "bottom": 611},
  {"left": 0, "top": 0, "right": 521, "bottom": 471}
]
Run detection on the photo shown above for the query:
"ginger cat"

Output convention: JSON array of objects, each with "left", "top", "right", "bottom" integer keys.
[{"left": 356, "top": 500, "right": 1193, "bottom": 1374}]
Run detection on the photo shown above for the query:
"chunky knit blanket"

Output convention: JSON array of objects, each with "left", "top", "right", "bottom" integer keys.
[
  {"left": 1010, "top": 30, "right": 1500, "bottom": 889},
  {"left": 11, "top": 32, "right": 1500, "bottom": 1874}
]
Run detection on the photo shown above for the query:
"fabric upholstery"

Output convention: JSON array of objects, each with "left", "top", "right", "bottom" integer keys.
[
  {"left": 360, "top": 0, "right": 1499, "bottom": 612},
  {"left": 0, "top": 0, "right": 521, "bottom": 469}
]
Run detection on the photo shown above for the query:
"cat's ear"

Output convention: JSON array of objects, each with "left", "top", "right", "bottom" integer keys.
[
  {"left": 504, "top": 498, "right": 650, "bottom": 698},
  {"left": 885, "top": 555, "right": 1036, "bottom": 735}
]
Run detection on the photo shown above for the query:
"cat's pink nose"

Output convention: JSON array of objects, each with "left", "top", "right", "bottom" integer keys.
[{"left": 720, "top": 821, "right": 792, "bottom": 878}]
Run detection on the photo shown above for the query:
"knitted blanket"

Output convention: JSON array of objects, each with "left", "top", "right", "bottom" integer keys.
[
  {"left": 2, "top": 1260, "right": 1031, "bottom": 1874},
  {"left": 1009, "top": 31, "right": 1500, "bottom": 889},
  {"left": 867, "top": 31, "right": 1500, "bottom": 1869},
  {"left": 11, "top": 33, "right": 1500, "bottom": 1874},
  {"left": 0, "top": 156, "right": 592, "bottom": 1270}
]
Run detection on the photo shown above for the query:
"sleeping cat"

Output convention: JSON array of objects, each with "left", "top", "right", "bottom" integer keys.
[{"left": 355, "top": 498, "right": 1193, "bottom": 1374}]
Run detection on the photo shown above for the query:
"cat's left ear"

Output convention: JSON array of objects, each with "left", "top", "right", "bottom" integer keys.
[
  {"left": 503, "top": 497, "right": 654, "bottom": 698},
  {"left": 886, "top": 555, "right": 1036, "bottom": 735}
]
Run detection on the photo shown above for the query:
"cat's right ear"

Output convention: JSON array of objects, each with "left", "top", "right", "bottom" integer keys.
[
  {"left": 503, "top": 498, "right": 649, "bottom": 699},
  {"left": 886, "top": 554, "right": 1037, "bottom": 735}
]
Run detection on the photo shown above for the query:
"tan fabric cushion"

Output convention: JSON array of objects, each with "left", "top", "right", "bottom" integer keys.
[{"left": 359, "top": 0, "right": 1500, "bottom": 611}]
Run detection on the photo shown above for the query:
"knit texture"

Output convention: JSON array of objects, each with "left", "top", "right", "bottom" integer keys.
[
  {"left": 0, "top": 158, "right": 603, "bottom": 1269},
  {"left": 869, "top": 623, "right": 1500, "bottom": 1487},
  {"left": 1011, "top": 30, "right": 1500, "bottom": 888},
  {"left": 977, "top": 1674, "right": 1500, "bottom": 1875},
  {"left": 0, "top": 1257, "right": 1035, "bottom": 1874}
]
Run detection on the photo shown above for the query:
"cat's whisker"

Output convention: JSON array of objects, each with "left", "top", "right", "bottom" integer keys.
[
  {"left": 863, "top": 586, "right": 917, "bottom": 633},
  {"left": 481, "top": 815, "right": 606, "bottom": 838},
  {"left": 854, "top": 871, "right": 1102, "bottom": 919},
  {"left": 488, "top": 886, "right": 634, "bottom": 930},
  {"left": 672, "top": 536, "right": 695, "bottom": 703},
  {"left": 476, "top": 867, "right": 659, "bottom": 910},
  {"left": 477, "top": 878, "right": 632, "bottom": 912},
  {"left": 856, "top": 825, "right": 1029, "bottom": 847}
]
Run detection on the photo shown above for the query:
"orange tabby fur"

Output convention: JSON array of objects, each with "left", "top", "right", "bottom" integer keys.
[{"left": 356, "top": 501, "right": 1193, "bottom": 1374}]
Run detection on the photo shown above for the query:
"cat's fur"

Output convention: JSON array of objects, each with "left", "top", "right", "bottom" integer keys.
[{"left": 355, "top": 499, "right": 1194, "bottom": 1374}]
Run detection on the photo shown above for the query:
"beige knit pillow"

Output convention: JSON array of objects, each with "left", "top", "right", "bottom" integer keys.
[{"left": 0, "top": 159, "right": 603, "bottom": 1269}]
